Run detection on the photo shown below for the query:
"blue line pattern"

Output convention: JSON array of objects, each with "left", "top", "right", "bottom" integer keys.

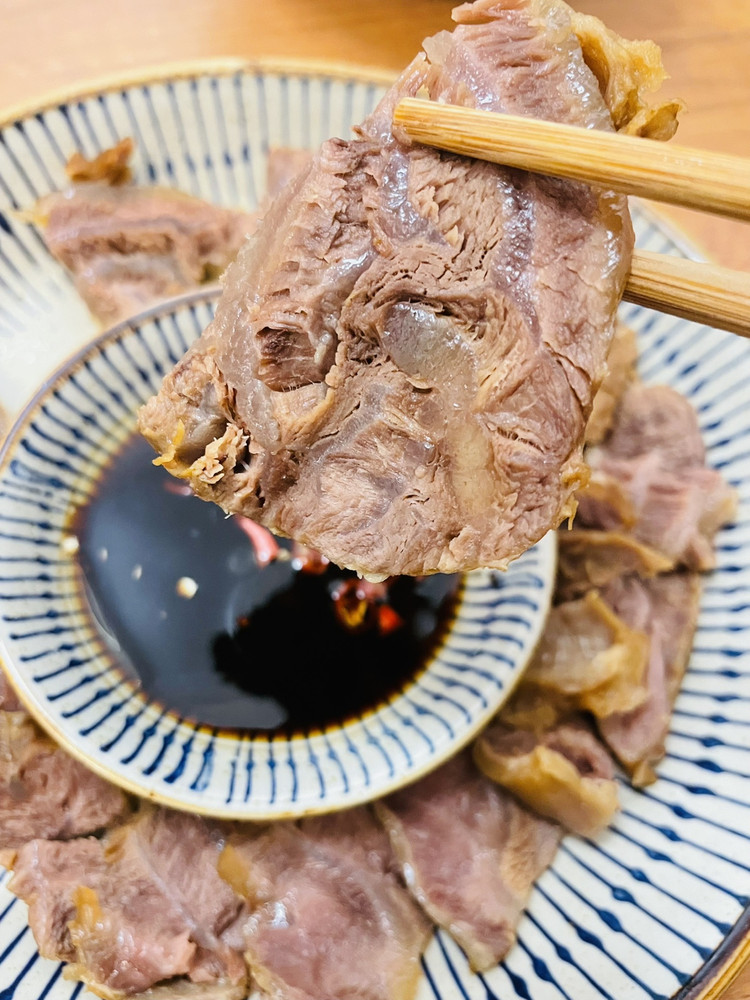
[
  {"left": 0, "top": 66, "right": 750, "bottom": 1000},
  {"left": 0, "top": 282, "right": 554, "bottom": 827}
]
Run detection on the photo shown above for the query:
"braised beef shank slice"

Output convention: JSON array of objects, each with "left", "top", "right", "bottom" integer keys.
[
  {"left": 139, "top": 0, "right": 635, "bottom": 579},
  {"left": 9, "top": 807, "right": 248, "bottom": 998},
  {"left": 0, "top": 664, "right": 129, "bottom": 865}
]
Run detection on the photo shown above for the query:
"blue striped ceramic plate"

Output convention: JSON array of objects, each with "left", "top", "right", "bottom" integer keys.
[{"left": 0, "top": 60, "right": 748, "bottom": 1000}]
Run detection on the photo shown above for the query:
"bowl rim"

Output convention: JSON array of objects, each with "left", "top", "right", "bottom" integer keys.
[
  {"left": 0, "top": 284, "right": 557, "bottom": 819},
  {"left": 0, "top": 55, "right": 398, "bottom": 134}
]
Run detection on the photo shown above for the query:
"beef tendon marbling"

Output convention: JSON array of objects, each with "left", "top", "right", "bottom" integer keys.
[{"left": 138, "top": 0, "right": 680, "bottom": 580}]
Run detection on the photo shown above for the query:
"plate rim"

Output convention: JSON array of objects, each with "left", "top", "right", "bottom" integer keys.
[
  {"left": 678, "top": 909, "right": 750, "bottom": 1000},
  {"left": 0, "top": 56, "right": 746, "bottom": 1000}
]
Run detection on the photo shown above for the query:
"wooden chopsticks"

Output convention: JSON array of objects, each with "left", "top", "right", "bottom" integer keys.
[
  {"left": 394, "top": 98, "right": 750, "bottom": 337},
  {"left": 394, "top": 98, "right": 750, "bottom": 222},
  {"left": 625, "top": 252, "right": 750, "bottom": 337}
]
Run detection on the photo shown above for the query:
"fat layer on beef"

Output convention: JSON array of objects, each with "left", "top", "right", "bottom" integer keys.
[
  {"left": 9, "top": 806, "right": 248, "bottom": 998},
  {"left": 556, "top": 528, "right": 673, "bottom": 602},
  {"left": 567, "top": 11, "right": 683, "bottom": 138},
  {"left": 218, "top": 807, "right": 430, "bottom": 1000},
  {"left": 139, "top": 0, "right": 639, "bottom": 579},
  {"left": 474, "top": 716, "right": 619, "bottom": 836},
  {"left": 375, "top": 751, "right": 560, "bottom": 972},
  {"left": 521, "top": 589, "right": 650, "bottom": 719}
]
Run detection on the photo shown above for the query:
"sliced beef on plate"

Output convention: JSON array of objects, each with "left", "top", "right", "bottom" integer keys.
[
  {"left": 9, "top": 806, "right": 248, "bottom": 998},
  {"left": 139, "top": 0, "right": 638, "bottom": 579},
  {"left": 598, "top": 572, "right": 703, "bottom": 785},
  {"left": 568, "top": 11, "right": 683, "bottom": 138},
  {"left": 556, "top": 528, "right": 673, "bottom": 602},
  {"left": 9, "top": 837, "right": 106, "bottom": 962},
  {"left": 585, "top": 323, "right": 638, "bottom": 446},
  {"left": 218, "top": 807, "right": 430, "bottom": 1000},
  {"left": 597, "top": 382, "right": 707, "bottom": 470},
  {"left": 37, "top": 182, "right": 254, "bottom": 326},
  {"left": 36, "top": 142, "right": 311, "bottom": 329},
  {"left": 0, "top": 669, "right": 129, "bottom": 867},
  {"left": 580, "top": 384, "right": 737, "bottom": 569},
  {"left": 474, "top": 717, "right": 619, "bottom": 836},
  {"left": 520, "top": 589, "right": 650, "bottom": 720},
  {"left": 11, "top": 834, "right": 196, "bottom": 999},
  {"left": 374, "top": 751, "right": 560, "bottom": 972},
  {"left": 586, "top": 454, "right": 737, "bottom": 570}
]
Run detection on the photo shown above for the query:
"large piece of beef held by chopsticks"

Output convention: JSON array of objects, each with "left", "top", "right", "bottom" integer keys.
[{"left": 138, "top": 0, "right": 681, "bottom": 580}]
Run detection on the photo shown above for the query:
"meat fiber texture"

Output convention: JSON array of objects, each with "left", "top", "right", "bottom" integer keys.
[
  {"left": 474, "top": 336, "right": 734, "bottom": 818},
  {"left": 579, "top": 383, "right": 738, "bottom": 571},
  {"left": 219, "top": 809, "right": 431, "bottom": 1000},
  {"left": 0, "top": 661, "right": 129, "bottom": 869},
  {"left": 375, "top": 751, "right": 560, "bottom": 971},
  {"left": 139, "top": 0, "right": 639, "bottom": 580},
  {"left": 538, "top": 379, "right": 732, "bottom": 785}
]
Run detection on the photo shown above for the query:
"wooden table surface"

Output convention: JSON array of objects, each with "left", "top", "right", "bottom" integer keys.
[
  {"left": 1, "top": 0, "right": 749, "bottom": 996},
  {"left": 1, "top": 0, "right": 749, "bottom": 272}
]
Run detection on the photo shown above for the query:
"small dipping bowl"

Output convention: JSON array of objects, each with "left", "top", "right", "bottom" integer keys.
[{"left": 0, "top": 289, "right": 556, "bottom": 819}]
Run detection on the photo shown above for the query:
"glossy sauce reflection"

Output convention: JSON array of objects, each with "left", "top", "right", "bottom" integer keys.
[{"left": 73, "top": 435, "right": 461, "bottom": 733}]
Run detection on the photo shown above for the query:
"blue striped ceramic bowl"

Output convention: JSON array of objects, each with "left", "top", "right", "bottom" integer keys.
[
  {"left": 0, "top": 60, "right": 749, "bottom": 1000},
  {"left": 0, "top": 286, "right": 555, "bottom": 818}
]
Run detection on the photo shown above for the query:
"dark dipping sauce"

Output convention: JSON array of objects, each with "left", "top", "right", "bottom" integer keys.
[{"left": 73, "top": 435, "right": 461, "bottom": 734}]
